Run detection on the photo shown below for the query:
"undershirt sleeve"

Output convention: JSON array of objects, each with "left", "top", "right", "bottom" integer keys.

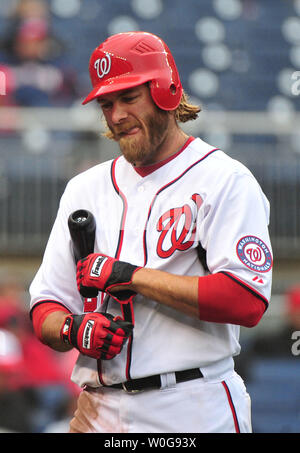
[
  {"left": 31, "top": 301, "right": 71, "bottom": 343},
  {"left": 198, "top": 272, "right": 268, "bottom": 327}
]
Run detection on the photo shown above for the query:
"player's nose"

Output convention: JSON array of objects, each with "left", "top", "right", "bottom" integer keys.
[{"left": 111, "top": 101, "right": 128, "bottom": 125}]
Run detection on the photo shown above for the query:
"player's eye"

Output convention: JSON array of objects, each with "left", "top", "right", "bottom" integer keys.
[
  {"left": 100, "top": 102, "right": 112, "bottom": 111},
  {"left": 122, "top": 94, "right": 139, "bottom": 103}
]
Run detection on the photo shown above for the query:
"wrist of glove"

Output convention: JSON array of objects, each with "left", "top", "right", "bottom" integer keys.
[
  {"left": 60, "top": 312, "right": 133, "bottom": 360},
  {"left": 76, "top": 253, "right": 141, "bottom": 303}
]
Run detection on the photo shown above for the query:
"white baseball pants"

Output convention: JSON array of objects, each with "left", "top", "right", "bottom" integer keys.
[{"left": 69, "top": 371, "right": 252, "bottom": 433}]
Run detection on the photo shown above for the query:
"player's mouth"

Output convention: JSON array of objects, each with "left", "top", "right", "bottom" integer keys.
[
  {"left": 119, "top": 126, "right": 141, "bottom": 138},
  {"left": 114, "top": 120, "right": 143, "bottom": 139}
]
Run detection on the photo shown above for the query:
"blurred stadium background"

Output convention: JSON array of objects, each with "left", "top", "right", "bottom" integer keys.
[{"left": 0, "top": 0, "right": 300, "bottom": 433}]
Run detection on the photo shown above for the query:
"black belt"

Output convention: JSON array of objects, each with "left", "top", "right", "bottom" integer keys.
[{"left": 109, "top": 368, "right": 203, "bottom": 393}]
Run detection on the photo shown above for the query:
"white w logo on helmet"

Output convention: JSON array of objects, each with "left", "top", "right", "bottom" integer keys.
[{"left": 94, "top": 53, "right": 111, "bottom": 79}]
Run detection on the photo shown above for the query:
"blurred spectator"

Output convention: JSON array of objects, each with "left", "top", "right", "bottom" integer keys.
[
  {"left": 0, "top": 0, "right": 78, "bottom": 107},
  {"left": 1, "top": 0, "right": 51, "bottom": 58},
  {"left": 0, "top": 277, "right": 79, "bottom": 432},
  {"left": 0, "top": 328, "right": 33, "bottom": 432}
]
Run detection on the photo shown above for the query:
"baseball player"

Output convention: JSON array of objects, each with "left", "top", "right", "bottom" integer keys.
[{"left": 29, "top": 31, "right": 273, "bottom": 433}]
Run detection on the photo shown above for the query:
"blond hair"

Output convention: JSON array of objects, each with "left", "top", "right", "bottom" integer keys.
[{"left": 175, "top": 90, "right": 201, "bottom": 123}]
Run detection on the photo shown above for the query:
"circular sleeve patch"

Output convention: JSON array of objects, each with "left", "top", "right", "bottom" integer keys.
[{"left": 236, "top": 236, "right": 273, "bottom": 272}]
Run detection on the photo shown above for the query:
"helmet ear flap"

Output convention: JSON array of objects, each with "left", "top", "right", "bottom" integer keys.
[{"left": 149, "top": 78, "right": 183, "bottom": 111}]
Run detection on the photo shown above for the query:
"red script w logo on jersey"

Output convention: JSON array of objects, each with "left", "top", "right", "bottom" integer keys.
[{"left": 156, "top": 194, "right": 202, "bottom": 258}]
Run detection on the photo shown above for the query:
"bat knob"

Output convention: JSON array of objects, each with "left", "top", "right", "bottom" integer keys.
[
  {"left": 69, "top": 209, "right": 93, "bottom": 228},
  {"left": 68, "top": 209, "right": 96, "bottom": 262}
]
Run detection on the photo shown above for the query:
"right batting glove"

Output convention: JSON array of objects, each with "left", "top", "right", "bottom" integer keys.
[
  {"left": 76, "top": 253, "right": 141, "bottom": 303},
  {"left": 61, "top": 312, "right": 133, "bottom": 360}
]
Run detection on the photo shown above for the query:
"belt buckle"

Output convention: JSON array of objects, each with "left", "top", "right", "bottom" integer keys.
[{"left": 122, "top": 382, "right": 141, "bottom": 394}]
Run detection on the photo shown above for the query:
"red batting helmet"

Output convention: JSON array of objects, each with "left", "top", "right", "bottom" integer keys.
[{"left": 82, "top": 31, "right": 183, "bottom": 111}]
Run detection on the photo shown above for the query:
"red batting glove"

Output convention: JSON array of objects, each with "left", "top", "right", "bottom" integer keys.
[
  {"left": 76, "top": 253, "right": 141, "bottom": 303},
  {"left": 61, "top": 312, "right": 133, "bottom": 360}
]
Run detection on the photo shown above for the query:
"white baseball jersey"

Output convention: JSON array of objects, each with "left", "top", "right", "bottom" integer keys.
[{"left": 30, "top": 137, "right": 272, "bottom": 389}]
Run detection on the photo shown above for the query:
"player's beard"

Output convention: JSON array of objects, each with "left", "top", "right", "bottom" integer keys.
[{"left": 107, "top": 109, "right": 170, "bottom": 166}]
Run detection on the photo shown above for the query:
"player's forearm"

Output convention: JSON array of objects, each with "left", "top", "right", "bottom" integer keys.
[
  {"left": 31, "top": 302, "right": 73, "bottom": 352},
  {"left": 75, "top": 253, "right": 266, "bottom": 326},
  {"left": 41, "top": 311, "right": 73, "bottom": 352},
  {"left": 131, "top": 268, "right": 200, "bottom": 318},
  {"left": 131, "top": 268, "right": 266, "bottom": 327}
]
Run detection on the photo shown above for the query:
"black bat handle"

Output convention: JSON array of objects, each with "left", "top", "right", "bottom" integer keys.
[{"left": 68, "top": 209, "right": 98, "bottom": 298}]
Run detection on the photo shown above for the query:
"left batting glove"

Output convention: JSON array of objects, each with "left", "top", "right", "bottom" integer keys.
[
  {"left": 76, "top": 253, "right": 141, "bottom": 303},
  {"left": 61, "top": 312, "right": 133, "bottom": 360}
]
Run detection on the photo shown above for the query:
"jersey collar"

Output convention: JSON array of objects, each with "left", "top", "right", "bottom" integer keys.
[{"left": 132, "top": 136, "right": 195, "bottom": 177}]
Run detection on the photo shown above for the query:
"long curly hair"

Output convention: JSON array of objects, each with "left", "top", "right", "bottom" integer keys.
[{"left": 174, "top": 90, "right": 201, "bottom": 123}]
